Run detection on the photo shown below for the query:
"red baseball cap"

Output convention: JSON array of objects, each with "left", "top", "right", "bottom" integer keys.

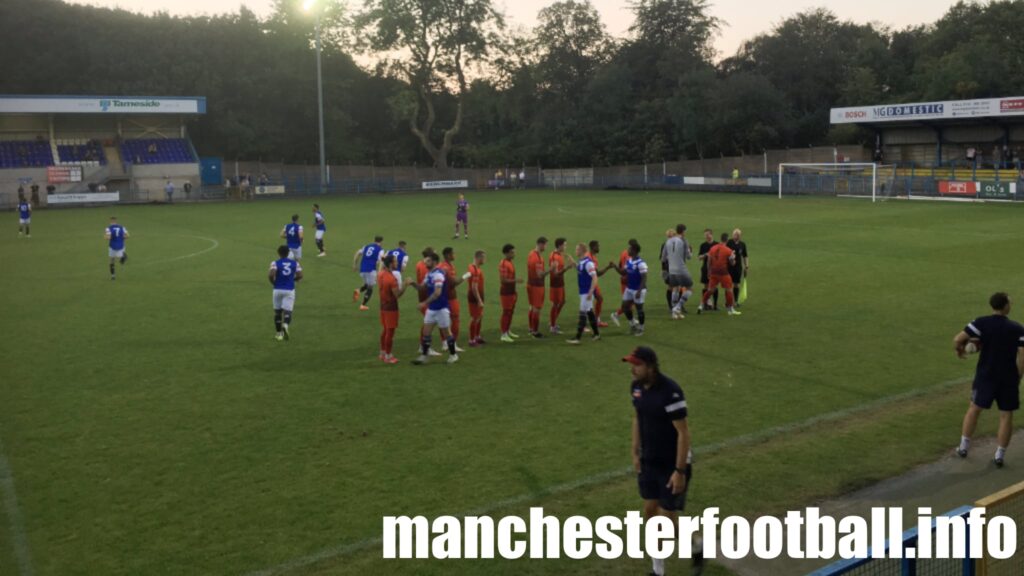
[{"left": 622, "top": 346, "right": 658, "bottom": 366}]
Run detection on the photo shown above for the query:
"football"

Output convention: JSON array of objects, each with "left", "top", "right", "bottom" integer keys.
[{"left": 965, "top": 340, "right": 980, "bottom": 354}]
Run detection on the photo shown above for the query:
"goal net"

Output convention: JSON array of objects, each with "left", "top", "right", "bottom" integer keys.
[{"left": 778, "top": 163, "right": 897, "bottom": 202}]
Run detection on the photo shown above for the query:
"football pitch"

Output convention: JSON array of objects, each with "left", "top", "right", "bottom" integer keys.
[{"left": 2, "top": 189, "right": 1023, "bottom": 576}]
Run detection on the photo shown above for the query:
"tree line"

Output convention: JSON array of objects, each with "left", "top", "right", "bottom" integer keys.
[{"left": 2, "top": 0, "right": 1023, "bottom": 168}]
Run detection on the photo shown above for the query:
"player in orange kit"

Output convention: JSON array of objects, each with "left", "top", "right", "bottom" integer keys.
[
  {"left": 439, "top": 246, "right": 468, "bottom": 352},
  {"left": 499, "top": 243, "right": 524, "bottom": 343},
  {"left": 467, "top": 250, "right": 487, "bottom": 346},
  {"left": 526, "top": 237, "right": 552, "bottom": 338},
  {"left": 548, "top": 238, "right": 568, "bottom": 334},
  {"left": 378, "top": 254, "right": 414, "bottom": 364},
  {"left": 700, "top": 233, "right": 741, "bottom": 316}
]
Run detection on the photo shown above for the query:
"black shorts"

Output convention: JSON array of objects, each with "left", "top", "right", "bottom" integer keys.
[
  {"left": 638, "top": 463, "right": 692, "bottom": 512},
  {"left": 729, "top": 268, "right": 743, "bottom": 284},
  {"left": 972, "top": 382, "right": 1020, "bottom": 411},
  {"left": 700, "top": 269, "right": 709, "bottom": 285}
]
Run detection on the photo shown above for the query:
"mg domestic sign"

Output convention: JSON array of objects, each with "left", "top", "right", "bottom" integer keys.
[{"left": 832, "top": 96, "right": 1024, "bottom": 124}]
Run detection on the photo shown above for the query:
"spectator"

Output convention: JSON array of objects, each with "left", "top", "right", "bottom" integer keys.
[
  {"left": 148, "top": 143, "right": 158, "bottom": 155},
  {"left": 183, "top": 181, "right": 192, "bottom": 199},
  {"left": 30, "top": 184, "right": 40, "bottom": 207},
  {"left": 165, "top": 180, "right": 174, "bottom": 203},
  {"left": 98, "top": 183, "right": 107, "bottom": 193},
  {"left": 519, "top": 169, "right": 526, "bottom": 189},
  {"left": 731, "top": 167, "right": 740, "bottom": 180}
]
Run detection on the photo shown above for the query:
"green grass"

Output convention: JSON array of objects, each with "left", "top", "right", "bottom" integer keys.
[{"left": 1, "top": 190, "right": 1022, "bottom": 576}]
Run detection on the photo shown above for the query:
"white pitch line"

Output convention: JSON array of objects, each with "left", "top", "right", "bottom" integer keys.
[
  {"left": 141, "top": 235, "right": 220, "bottom": 266},
  {"left": 0, "top": 436, "right": 34, "bottom": 576},
  {"left": 243, "top": 376, "right": 968, "bottom": 576}
]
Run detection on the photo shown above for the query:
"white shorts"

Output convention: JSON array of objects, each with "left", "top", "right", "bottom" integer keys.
[
  {"left": 360, "top": 271, "right": 377, "bottom": 287},
  {"left": 579, "top": 295, "right": 594, "bottom": 313},
  {"left": 423, "top": 308, "right": 452, "bottom": 329},
  {"left": 315, "top": 229, "right": 325, "bottom": 240},
  {"left": 109, "top": 248, "right": 125, "bottom": 259},
  {"left": 272, "top": 289, "right": 296, "bottom": 312},
  {"left": 19, "top": 218, "right": 30, "bottom": 225},
  {"left": 288, "top": 247, "right": 302, "bottom": 260},
  {"left": 623, "top": 288, "right": 647, "bottom": 304}
]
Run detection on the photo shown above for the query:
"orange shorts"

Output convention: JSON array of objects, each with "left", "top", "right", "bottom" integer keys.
[
  {"left": 500, "top": 293, "right": 518, "bottom": 311},
  {"left": 707, "top": 274, "right": 734, "bottom": 291},
  {"left": 380, "top": 311, "right": 399, "bottom": 329},
  {"left": 469, "top": 303, "right": 484, "bottom": 318},
  {"left": 527, "top": 286, "right": 545, "bottom": 308},
  {"left": 549, "top": 287, "right": 565, "bottom": 304}
]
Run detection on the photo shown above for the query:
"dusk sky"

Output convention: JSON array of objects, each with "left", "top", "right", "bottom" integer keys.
[{"left": 63, "top": 0, "right": 960, "bottom": 59}]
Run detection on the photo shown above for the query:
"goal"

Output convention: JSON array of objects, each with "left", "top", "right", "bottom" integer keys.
[{"left": 778, "top": 163, "right": 897, "bottom": 202}]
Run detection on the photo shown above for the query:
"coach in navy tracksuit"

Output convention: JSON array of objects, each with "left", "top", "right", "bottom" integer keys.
[
  {"left": 954, "top": 292, "right": 1024, "bottom": 467},
  {"left": 626, "top": 346, "right": 701, "bottom": 576}
]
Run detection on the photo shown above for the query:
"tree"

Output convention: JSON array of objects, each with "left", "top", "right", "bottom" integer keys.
[{"left": 355, "top": 0, "right": 503, "bottom": 168}]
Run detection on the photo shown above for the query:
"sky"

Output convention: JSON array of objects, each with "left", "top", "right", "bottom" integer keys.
[{"left": 62, "top": 0, "right": 960, "bottom": 59}]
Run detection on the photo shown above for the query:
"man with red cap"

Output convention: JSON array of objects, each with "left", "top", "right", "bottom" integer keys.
[{"left": 624, "top": 346, "right": 699, "bottom": 576}]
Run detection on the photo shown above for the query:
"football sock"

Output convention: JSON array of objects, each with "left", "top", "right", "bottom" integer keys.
[
  {"left": 362, "top": 287, "right": 374, "bottom": 305},
  {"left": 283, "top": 311, "right": 292, "bottom": 325},
  {"left": 316, "top": 239, "right": 324, "bottom": 252},
  {"left": 575, "top": 312, "right": 587, "bottom": 339},
  {"left": 733, "top": 286, "right": 740, "bottom": 303},
  {"left": 959, "top": 436, "right": 971, "bottom": 452},
  {"left": 274, "top": 310, "right": 283, "bottom": 332},
  {"left": 447, "top": 336, "right": 456, "bottom": 355},
  {"left": 587, "top": 311, "right": 599, "bottom": 335},
  {"left": 624, "top": 308, "right": 634, "bottom": 323},
  {"left": 109, "top": 263, "right": 115, "bottom": 276},
  {"left": 421, "top": 334, "right": 432, "bottom": 356},
  {"left": 666, "top": 289, "right": 673, "bottom": 311},
  {"left": 680, "top": 289, "right": 691, "bottom": 303},
  {"left": 25, "top": 225, "right": 30, "bottom": 235},
  {"left": 637, "top": 304, "right": 645, "bottom": 325},
  {"left": 996, "top": 446, "right": 1007, "bottom": 460},
  {"left": 359, "top": 284, "right": 368, "bottom": 294}
]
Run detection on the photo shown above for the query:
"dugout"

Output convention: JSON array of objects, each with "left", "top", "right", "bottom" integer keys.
[
  {"left": 0, "top": 95, "right": 206, "bottom": 208},
  {"left": 829, "top": 97, "right": 1024, "bottom": 199}
]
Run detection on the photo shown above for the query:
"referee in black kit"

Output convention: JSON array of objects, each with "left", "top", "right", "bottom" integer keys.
[
  {"left": 625, "top": 346, "right": 702, "bottom": 575},
  {"left": 954, "top": 292, "right": 1024, "bottom": 467}
]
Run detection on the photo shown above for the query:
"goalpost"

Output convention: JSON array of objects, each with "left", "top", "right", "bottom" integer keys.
[{"left": 778, "top": 163, "right": 897, "bottom": 203}]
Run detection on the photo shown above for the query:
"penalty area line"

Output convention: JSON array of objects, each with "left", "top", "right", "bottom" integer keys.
[
  {"left": 243, "top": 377, "right": 968, "bottom": 576},
  {"left": 0, "top": 435, "right": 34, "bottom": 576}
]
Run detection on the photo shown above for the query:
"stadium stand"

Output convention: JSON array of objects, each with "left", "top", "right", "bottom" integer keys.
[
  {"left": 0, "top": 140, "right": 54, "bottom": 168},
  {"left": 122, "top": 138, "right": 195, "bottom": 165},
  {"left": 55, "top": 138, "right": 106, "bottom": 166}
]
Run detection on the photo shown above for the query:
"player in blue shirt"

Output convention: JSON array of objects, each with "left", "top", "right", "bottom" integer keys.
[
  {"left": 312, "top": 204, "right": 327, "bottom": 257},
  {"left": 269, "top": 245, "right": 304, "bottom": 341},
  {"left": 105, "top": 216, "right": 129, "bottom": 280},
  {"left": 280, "top": 214, "right": 304, "bottom": 261},
  {"left": 611, "top": 243, "right": 649, "bottom": 335},
  {"left": 954, "top": 292, "right": 1024, "bottom": 467},
  {"left": 567, "top": 242, "right": 601, "bottom": 344},
  {"left": 413, "top": 251, "right": 459, "bottom": 365},
  {"left": 388, "top": 240, "right": 410, "bottom": 283},
  {"left": 352, "top": 235, "right": 384, "bottom": 310},
  {"left": 17, "top": 196, "right": 32, "bottom": 237}
]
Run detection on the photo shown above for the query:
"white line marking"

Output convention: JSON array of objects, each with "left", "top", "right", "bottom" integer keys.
[
  {"left": 0, "top": 436, "right": 34, "bottom": 576},
  {"left": 243, "top": 377, "right": 968, "bottom": 576},
  {"left": 141, "top": 235, "right": 220, "bottom": 266}
]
